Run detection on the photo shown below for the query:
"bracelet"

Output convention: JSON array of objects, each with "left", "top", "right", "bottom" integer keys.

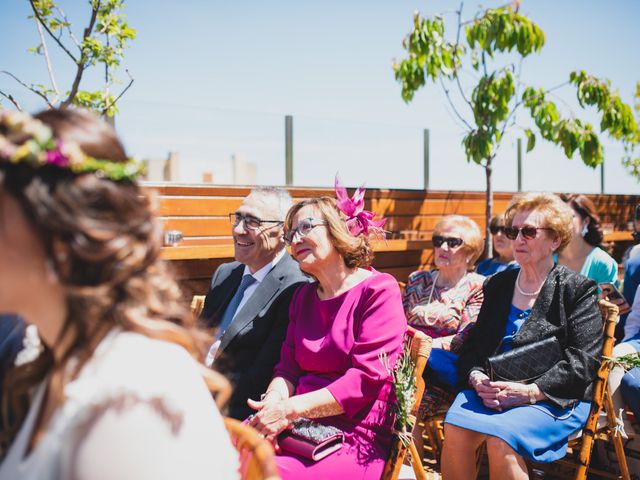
[{"left": 528, "top": 385, "right": 537, "bottom": 404}]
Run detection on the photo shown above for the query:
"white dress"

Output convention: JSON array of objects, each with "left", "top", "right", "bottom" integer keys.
[{"left": 0, "top": 329, "right": 239, "bottom": 480}]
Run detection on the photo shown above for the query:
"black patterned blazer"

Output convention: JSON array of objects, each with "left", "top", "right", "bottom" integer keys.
[{"left": 457, "top": 264, "right": 602, "bottom": 407}]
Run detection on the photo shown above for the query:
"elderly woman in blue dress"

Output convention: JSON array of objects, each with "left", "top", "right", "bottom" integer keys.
[{"left": 442, "top": 192, "right": 602, "bottom": 479}]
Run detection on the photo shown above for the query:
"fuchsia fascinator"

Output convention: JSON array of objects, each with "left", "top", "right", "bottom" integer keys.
[{"left": 334, "top": 175, "right": 387, "bottom": 238}]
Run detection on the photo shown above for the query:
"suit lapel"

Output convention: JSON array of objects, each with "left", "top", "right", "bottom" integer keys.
[
  {"left": 207, "top": 266, "right": 244, "bottom": 328},
  {"left": 217, "top": 256, "right": 290, "bottom": 355}
]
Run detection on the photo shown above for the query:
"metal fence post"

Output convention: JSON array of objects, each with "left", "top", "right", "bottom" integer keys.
[
  {"left": 423, "top": 129, "right": 430, "bottom": 190},
  {"left": 600, "top": 161, "right": 605, "bottom": 194},
  {"left": 285, "top": 115, "right": 293, "bottom": 186},
  {"left": 517, "top": 138, "right": 522, "bottom": 192}
]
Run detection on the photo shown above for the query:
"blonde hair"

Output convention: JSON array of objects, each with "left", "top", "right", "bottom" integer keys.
[
  {"left": 433, "top": 215, "right": 483, "bottom": 267},
  {"left": 504, "top": 192, "right": 574, "bottom": 252},
  {"left": 284, "top": 197, "right": 373, "bottom": 269}
]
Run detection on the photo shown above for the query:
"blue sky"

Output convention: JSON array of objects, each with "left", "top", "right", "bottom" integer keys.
[{"left": 1, "top": 0, "right": 639, "bottom": 192}]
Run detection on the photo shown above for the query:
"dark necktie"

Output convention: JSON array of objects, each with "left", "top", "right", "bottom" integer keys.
[{"left": 217, "top": 274, "right": 257, "bottom": 339}]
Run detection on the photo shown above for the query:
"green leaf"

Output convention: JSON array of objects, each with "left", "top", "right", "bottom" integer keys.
[{"left": 525, "top": 129, "right": 535, "bottom": 152}]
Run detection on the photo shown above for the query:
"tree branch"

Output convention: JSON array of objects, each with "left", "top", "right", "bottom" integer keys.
[
  {"left": 53, "top": 4, "right": 82, "bottom": 48},
  {"left": 28, "top": 0, "right": 78, "bottom": 63},
  {"left": 62, "top": 0, "right": 101, "bottom": 107},
  {"left": 34, "top": 16, "right": 60, "bottom": 104},
  {"left": 1, "top": 71, "right": 54, "bottom": 108},
  {"left": 439, "top": 76, "right": 474, "bottom": 130},
  {"left": 0, "top": 90, "right": 23, "bottom": 111},
  {"left": 102, "top": 70, "right": 134, "bottom": 115},
  {"left": 452, "top": 2, "right": 474, "bottom": 112}
]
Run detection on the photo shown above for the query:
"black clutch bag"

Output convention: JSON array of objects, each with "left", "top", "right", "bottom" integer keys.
[{"left": 486, "top": 336, "right": 563, "bottom": 383}]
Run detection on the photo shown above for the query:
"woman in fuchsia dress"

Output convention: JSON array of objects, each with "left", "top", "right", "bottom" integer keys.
[{"left": 248, "top": 185, "right": 406, "bottom": 480}]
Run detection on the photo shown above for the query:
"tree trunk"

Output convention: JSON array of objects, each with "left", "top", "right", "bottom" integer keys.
[{"left": 484, "top": 159, "right": 493, "bottom": 259}]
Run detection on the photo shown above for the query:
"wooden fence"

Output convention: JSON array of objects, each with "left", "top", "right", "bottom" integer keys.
[{"left": 145, "top": 184, "right": 638, "bottom": 298}]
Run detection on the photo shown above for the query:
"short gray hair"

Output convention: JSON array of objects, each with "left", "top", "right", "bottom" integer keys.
[{"left": 248, "top": 186, "right": 292, "bottom": 221}]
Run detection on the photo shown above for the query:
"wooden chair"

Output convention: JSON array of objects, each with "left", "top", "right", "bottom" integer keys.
[
  {"left": 548, "top": 299, "right": 631, "bottom": 480},
  {"left": 381, "top": 326, "right": 433, "bottom": 480},
  {"left": 224, "top": 417, "right": 281, "bottom": 480},
  {"left": 191, "top": 294, "right": 206, "bottom": 317}
]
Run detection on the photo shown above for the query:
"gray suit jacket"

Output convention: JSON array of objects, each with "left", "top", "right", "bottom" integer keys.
[{"left": 201, "top": 252, "right": 308, "bottom": 419}]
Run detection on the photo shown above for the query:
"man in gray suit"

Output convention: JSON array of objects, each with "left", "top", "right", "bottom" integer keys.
[{"left": 201, "top": 187, "right": 307, "bottom": 420}]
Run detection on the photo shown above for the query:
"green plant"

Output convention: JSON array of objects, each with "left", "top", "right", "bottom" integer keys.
[
  {"left": 379, "top": 349, "right": 417, "bottom": 446},
  {"left": 0, "top": 0, "right": 136, "bottom": 116},
  {"left": 394, "top": 3, "right": 637, "bottom": 255}
]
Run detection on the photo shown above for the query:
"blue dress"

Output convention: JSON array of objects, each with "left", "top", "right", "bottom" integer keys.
[
  {"left": 444, "top": 305, "right": 591, "bottom": 462},
  {"left": 476, "top": 258, "right": 519, "bottom": 277}
]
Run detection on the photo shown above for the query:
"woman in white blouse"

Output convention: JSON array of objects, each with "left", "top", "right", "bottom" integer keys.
[{"left": 0, "top": 109, "right": 238, "bottom": 480}]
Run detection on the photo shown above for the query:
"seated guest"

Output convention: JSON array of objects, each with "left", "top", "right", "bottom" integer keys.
[
  {"left": 622, "top": 202, "right": 640, "bottom": 263},
  {"left": 607, "top": 285, "right": 640, "bottom": 436},
  {"left": 476, "top": 214, "right": 518, "bottom": 276},
  {"left": 0, "top": 109, "right": 237, "bottom": 479},
  {"left": 201, "top": 187, "right": 308, "bottom": 420},
  {"left": 0, "top": 315, "right": 26, "bottom": 399},
  {"left": 248, "top": 183, "right": 406, "bottom": 479},
  {"left": 621, "top": 368, "right": 640, "bottom": 431},
  {"left": 403, "top": 215, "right": 484, "bottom": 418},
  {"left": 557, "top": 194, "right": 618, "bottom": 285},
  {"left": 443, "top": 192, "right": 602, "bottom": 479}
]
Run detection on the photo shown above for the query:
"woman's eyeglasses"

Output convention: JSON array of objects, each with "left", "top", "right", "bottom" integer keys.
[
  {"left": 489, "top": 225, "right": 506, "bottom": 235},
  {"left": 504, "top": 226, "right": 553, "bottom": 240},
  {"left": 283, "top": 218, "right": 327, "bottom": 245},
  {"left": 229, "top": 213, "right": 283, "bottom": 231},
  {"left": 432, "top": 235, "right": 464, "bottom": 248}
]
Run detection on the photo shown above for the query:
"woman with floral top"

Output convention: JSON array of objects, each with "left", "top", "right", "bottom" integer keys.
[{"left": 402, "top": 215, "right": 485, "bottom": 434}]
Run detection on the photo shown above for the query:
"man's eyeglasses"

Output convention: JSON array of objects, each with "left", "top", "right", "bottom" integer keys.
[
  {"left": 504, "top": 226, "right": 553, "bottom": 240},
  {"left": 283, "top": 218, "right": 327, "bottom": 245},
  {"left": 432, "top": 235, "right": 464, "bottom": 248},
  {"left": 489, "top": 225, "right": 506, "bottom": 235},
  {"left": 229, "top": 213, "right": 283, "bottom": 231}
]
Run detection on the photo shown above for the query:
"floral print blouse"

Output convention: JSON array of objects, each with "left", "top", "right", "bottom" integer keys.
[{"left": 402, "top": 269, "right": 485, "bottom": 353}]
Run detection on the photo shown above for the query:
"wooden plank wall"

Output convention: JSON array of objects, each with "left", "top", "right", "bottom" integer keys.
[{"left": 144, "top": 184, "right": 639, "bottom": 298}]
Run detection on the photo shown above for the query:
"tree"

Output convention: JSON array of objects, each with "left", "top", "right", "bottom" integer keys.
[
  {"left": 622, "top": 81, "right": 640, "bottom": 180},
  {"left": 0, "top": 0, "right": 136, "bottom": 117},
  {"left": 393, "top": 2, "right": 637, "bottom": 256}
]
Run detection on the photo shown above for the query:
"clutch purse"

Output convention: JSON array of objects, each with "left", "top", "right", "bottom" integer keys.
[
  {"left": 277, "top": 418, "right": 344, "bottom": 461},
  {"left": 487, "top": 336, "right": 562, "bottom": 383}
]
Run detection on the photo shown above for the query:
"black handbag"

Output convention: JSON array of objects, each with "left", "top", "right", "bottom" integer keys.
[{"left": 486, "top": 336, "right": 563, "bottom": 383}]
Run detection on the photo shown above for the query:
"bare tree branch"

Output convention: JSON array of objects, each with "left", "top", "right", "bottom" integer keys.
[
  {"left": 439, "top": 76, "right": 474, "bottom": 130},
  {"left": 62, "top": 1, "right": 101, "bottom": 107},
  {"left": 1, "top": 71, "right": 54, "bottom": 108},
  {"left": 53, "top": 4, "right": 81, "bottom": 48},
  {"left": 28, "top": 0, "right": 78, "bottom": 63},
  {"left": 452, "top": 2, "right": 474, "bottom": 112},
  {"left": 34, "top": 17, "right": 60, "bottom": 104},
  {"left": 0, "top": 90, "right": 23, "bottom": 110},
  {"left": 102, "top": 70, "right": 134, "bottom": 115}
]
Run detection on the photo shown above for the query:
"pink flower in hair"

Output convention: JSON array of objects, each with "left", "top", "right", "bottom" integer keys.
[
  {"left": 334, "top": 175, "right": 387, "bottom": 238},
  {"left": 45, "top": 141, "right": 69, "bottom": 167}
]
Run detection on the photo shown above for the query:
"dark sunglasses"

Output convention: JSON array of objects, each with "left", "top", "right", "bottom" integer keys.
[
  {"left": 432, "top": 235, "right": 464, "bottom": 248},
  {"left": 489, "top": 225, "right": 506, "bottom": 235},
  {"left": 504, "top": 226, "right": 553, "bottom": 240}
]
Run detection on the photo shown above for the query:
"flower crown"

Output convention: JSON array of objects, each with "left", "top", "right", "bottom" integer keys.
[
  {"left": 334, "top": 175, "right": 387, "bottom": 239},
  {"left": 0, "top": 110, "right": 144, "bottom": 181}
]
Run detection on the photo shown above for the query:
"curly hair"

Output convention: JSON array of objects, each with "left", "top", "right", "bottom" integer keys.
[
  {"left": 504, "top": 192, "right": 574, "bottom": 252},
  {"left": 0, "top": 109, "right": 213, "bottom": 450},
  {"left": 433, "top": 215, "right": 484, "bottom": 269},
  {"left": 284, "top": 196, "right": 374, "bottom": 269},
  {"left": 560, "top": 193, "right": 604, "bottom": 247}
]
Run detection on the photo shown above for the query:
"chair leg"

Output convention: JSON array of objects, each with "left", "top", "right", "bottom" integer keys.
[
  {"left": 408, "top": 439, "right": 427, "bottom": 480},
  {"left": 604, "top": 391, "right": 632, "bottom": 480}
]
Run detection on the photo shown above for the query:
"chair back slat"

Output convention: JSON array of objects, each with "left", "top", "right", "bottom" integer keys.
[{"left": 224, "top": 417, "right": 281, "bottom": 480}]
